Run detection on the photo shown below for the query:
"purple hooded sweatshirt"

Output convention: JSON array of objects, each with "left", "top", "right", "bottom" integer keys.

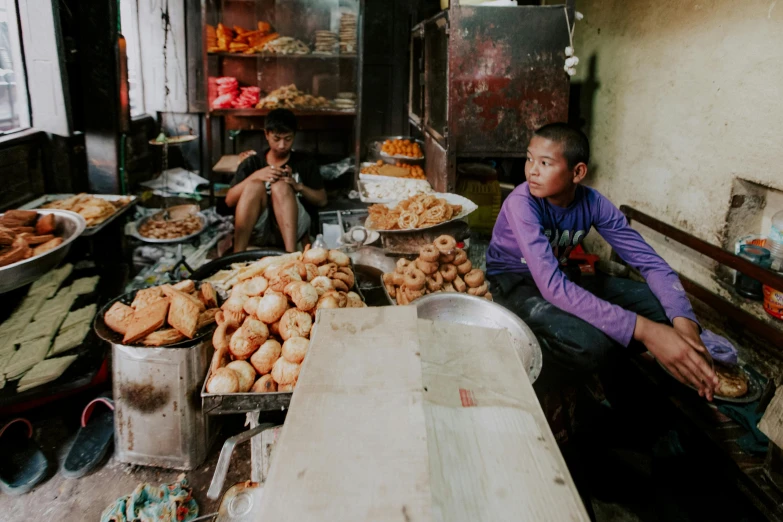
[{"left": 486, "top": 183, "right": 698, "bottom": 346}]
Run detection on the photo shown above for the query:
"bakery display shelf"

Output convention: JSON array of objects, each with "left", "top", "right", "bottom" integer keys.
[
  {"left": 209, "top": 52, "right": 357, "bottom": 59},
  {"left": 211, "top": 108, "right": 356, "bottom": 117}
]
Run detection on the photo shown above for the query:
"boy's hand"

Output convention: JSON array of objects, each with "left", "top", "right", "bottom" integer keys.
[
  {"left": 250, "top": 166, "right": 281, "bottom": 183},
  {"left": 238, "top": 150, "right": 256, "bottom": 161},
  {"left": 634, "top": 316, "right": 718, "bottom": 400},
  {"left": 279, "top": 176, "right": 303, "bottom": 193}
]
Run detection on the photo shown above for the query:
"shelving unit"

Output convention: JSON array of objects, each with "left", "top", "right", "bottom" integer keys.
[{"left": 202, "top": 0, "right": 364, "bottom": 179}]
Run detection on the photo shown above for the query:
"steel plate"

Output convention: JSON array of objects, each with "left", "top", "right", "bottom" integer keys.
[
  {"left": 366, "top": 136, "right": 425, "bottom": 162},
  {"left": 0, "top": 209, "right": 86, "bottom": 294},
  {"left": 364, "top": 192, "right": 478, "bottom": 233},
  {"left": 21, "top": 194, "right": 138, "bottom": 236},
  {"left": 656, "top": 360, "right": 764, "bottom": 404},
  {"left": 413, "top": 292, "right": 543, "bottom": 383},
  {"left": 129, "top": 212, "right": 208, "bottom": 244}
]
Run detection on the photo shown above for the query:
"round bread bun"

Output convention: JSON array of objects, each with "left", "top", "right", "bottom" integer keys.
[
  {"left": 226, "top": 360, "right": 257, "bottom": 392},
  {"left": 271, "top": 357, "right": 301, "bottom": 385},
  {"left": 250, "top": 339, "right": 282, "bottom": 375},
  {"left": 282, "top": 337, "right": 309, "bottom": 364},
  {"left": 206, "top": 367, "right": 239, "bottom": 394},
  {"left": 251, "top": 374, "right": 277, "bottom": 393},
  {"left": 278, "top": 382, "right": 295, "bottom": 392}
]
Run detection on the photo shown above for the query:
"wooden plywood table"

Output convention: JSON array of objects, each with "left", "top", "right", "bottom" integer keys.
[{"left": 256, "top": 307, "right": 588, "bottom": 521}]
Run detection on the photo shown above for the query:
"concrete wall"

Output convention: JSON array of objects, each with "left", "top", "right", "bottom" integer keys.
[{"left": 572, "top": 0, "right": 783, "bottom": 294}]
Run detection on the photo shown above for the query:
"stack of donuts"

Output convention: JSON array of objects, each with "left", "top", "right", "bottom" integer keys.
[
  {"left": 205, "top": 248, "right": 366, "bottom": 395},
  {"left": 382, "top": 235, "right": 491, "bottom": 305}
]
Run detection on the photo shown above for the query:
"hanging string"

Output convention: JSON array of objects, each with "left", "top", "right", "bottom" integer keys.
[{"left": 564, "top": 7, "right": 574, "bottom": 50}]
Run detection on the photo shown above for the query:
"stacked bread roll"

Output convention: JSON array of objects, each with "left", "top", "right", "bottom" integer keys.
[
  {"left": 382, "top": 235, "right": 491, "bottom": 305},
  {"left": 205, "top": 248, "right": 365, "bottom": 394},
  {"left": 339, "top": 12, "right": 357, "bottom": 54}
]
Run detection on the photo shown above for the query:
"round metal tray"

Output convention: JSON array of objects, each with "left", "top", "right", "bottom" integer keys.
[
  {"left": 364, "top": 192, "right": 478, "bottom": 233},
  {"left": 93, "top": 284, "right": 219, "bottom": 349},
  {"left": 130, "top": 212, "right": 208, "bottom": 244},
  {"left": 0, "top": 209, "right": 86, "bottom": 294},
  {"left": 367, "top": 136, "right": 425, "bottom": 162},
  {"left": 148, "top": 134, "right": 198, "bottom": 146},
  {"left": 656, "top": 360, "right": 763, "bottom": 403},
  {"left": 413, "top": 292, "right": 543, "bottom": 383}
]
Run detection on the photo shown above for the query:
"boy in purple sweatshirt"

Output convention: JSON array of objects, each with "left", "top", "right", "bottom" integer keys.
[{"left": 486, "top": 123, "right": 718, "bottom": 400}]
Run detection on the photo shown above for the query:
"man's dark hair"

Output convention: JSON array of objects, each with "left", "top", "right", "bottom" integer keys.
[
  {"left": 533, "top": 123, "right": 589, "bottom": 169},
  {"left": 265, "top": 108, "right": 298, "bottom": 134}
]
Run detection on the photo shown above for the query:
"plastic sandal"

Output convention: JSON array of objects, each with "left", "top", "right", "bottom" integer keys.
[
  {"left": 62, "top": 397, "right": 115, "bottom": 479},
  {"left": 0, "top": 418, "right": 49, "bottom": 495}
]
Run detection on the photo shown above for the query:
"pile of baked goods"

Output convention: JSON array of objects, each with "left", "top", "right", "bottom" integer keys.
[
  {"left": 339, "top": 12, "right": 357, "bottom": 54},
  {"left": 138, "top": 214, "right": 203, "bottom": 241},
  {"left": 0, "top": 210, "right": 65, "bottom": 268},
  {"left": 332, "top": 92, "right": 356, "bottom": 111},
  {"left": 367, "top": 194, "right": 462, "bottom": 231},
  {"left": 0, "top": 263, "right": 99, "bottom": 391},
  {"left": 361, "top": 161, "right": 425, "bottom": 180},
  {"left": 313, "top": 30, "right": 338, "bottom": 54},
  {"left": 262, "top": 36, "right": 309, "bottom": 55},
  {"left": 381, "top": 139, "right": 423, "bottom": 159},
  {"left": 103, "top": 280, "right": 221, "bottom": 347},
  {"left": 715, "top": 364, "right": 749, "bottom": 398},
  {"left": 207, "top": 22, "right": 278, "bottom": 54},
  {"left": 382, "top": 236, "right": 491, "bottom": 305},
  {"left": 41, "top": 194, "right": 134, "bottom": 227},
  {"left": 256, "top": 84, "right": 330, "bottom": 111},
  {"left": 205, "top": 248, "right": 365, "bottom": 394}
]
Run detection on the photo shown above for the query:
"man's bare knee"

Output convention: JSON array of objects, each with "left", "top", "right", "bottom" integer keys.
[
  {"left": 270, "top": 181, "right": 294, "bottom": 201},
  {"left": 240, "top": 182, "right": 267, "bottom": 204}
]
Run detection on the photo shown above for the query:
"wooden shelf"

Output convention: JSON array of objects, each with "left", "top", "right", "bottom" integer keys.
[
  {"left": 211, "top": 108, "right": 356, "bottom": 117},
  {"left": 209, "top": 52, "right": 357, "bottom": 60}
]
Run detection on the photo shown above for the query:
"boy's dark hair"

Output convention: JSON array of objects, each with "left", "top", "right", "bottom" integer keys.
[
  {"left": 533, "top": 123, "right": 589, "bottom": 169},
  {"left": 264, "top": 109, "right": 298, "bottom": 134}
]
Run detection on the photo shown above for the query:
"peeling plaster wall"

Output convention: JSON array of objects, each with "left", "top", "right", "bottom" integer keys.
[{"left": 572, "top": 0, "right": 783, "bottom": 293}]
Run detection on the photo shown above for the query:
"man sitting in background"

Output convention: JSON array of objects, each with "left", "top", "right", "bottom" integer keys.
[{"left": 226, "top": 109, "right": 327, "bottom": 253}]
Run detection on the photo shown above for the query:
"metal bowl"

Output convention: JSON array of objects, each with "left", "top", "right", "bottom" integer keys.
[
  {"left": 0, "top": 209, "right": 86, "bottom": 294},
  {"left": 367, "top": 136, "right": 425, "bottom": 162},
  {"left": 129, "top": 212, "right": 208, "bottom": 244},
  {"left": 413, "top": 293, "right": 543, "bottom": 383}
]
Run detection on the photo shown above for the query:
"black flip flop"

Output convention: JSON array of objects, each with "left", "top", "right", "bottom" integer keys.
[
  {"left": 0, "top": 418, "right": 50, "bottom": 495},
  {"left": 62, "top": 397, "right": 115, "bottom": 479}
]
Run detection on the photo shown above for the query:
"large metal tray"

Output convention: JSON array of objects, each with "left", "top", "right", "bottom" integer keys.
[
  {"left": 413, "top": 292, "right": 543, "bottom": 384},
  {"left": 367, "top": 136, "right": 425, "bottom": 162},
  {"left": 21, "top": 194, "right": 138, "bottom": 237},
  {"left": 128, "top": 212, "right": 208, "bottom": 244},
  {"left": 0, "top": 209, "right": 86, "bottom": 294},
  {"left": 656, "top": 360, "right": 764, "bottom": 404}
]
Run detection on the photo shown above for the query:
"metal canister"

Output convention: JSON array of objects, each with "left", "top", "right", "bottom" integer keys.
[{"left": 112, "top": 337, "right": 215, "bottom": 470}]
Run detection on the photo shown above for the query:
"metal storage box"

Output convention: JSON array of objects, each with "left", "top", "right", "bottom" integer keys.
[{"left": 112, "top": 338, "right": 214, "bottom": 470}]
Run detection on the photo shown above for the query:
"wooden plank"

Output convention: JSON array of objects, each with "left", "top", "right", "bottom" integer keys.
[
  {"left": 256, "top": 307, "right": 432, "bottom": 522},
  {"left": 418, "top": 319, "right": 588, "bottom": 522},
  {"left": 759, "top": 386, "right": 783, "bottom": 448}
]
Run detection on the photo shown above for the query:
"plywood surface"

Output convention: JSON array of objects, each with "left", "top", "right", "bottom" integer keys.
[
  {"left": 255, "top": 307, "right": 432, "bottom": 521},
  {"left": 418, "top": 319, "right": 588, "bottom": 522}
]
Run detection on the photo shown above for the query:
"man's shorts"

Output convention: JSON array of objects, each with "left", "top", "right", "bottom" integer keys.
[{"left": 252, "top": 197, "right": 311, "bottom": 245}]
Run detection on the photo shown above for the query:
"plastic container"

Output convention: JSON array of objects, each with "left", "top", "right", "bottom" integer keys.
[
  {"left": 763, "top": 284, "right": 783, "bottom": 320},
  {"left": 735, "top": 245, "right": 771, "bottom": 300},
  {"left": 767, "top": 210, "right": 783, "bottom": 271},
  {"left": 456, "top": 163, "right": 502, "bottom": 235}
]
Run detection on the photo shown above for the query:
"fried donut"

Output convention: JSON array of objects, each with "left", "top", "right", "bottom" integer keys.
[
  {"left": 230, "top": 318, "right": 269, "bottom": 360},
  {"left": 404, "top": 267, "right": 426, "bottom": 290},
  {"left": 206, "top": 368, "right": 239, "bottom": 394},
  {"left": 483, "top": 292, "right": 493, "bottom": 301},
  {"left": 453, "top": 248, "right": 468, "bottom": 265},
  {"left": 255, "top": 290, "right": 289, "bottom": 324},
  {"left": 269, "top": 264, "right": 302, "bottom": 293},
  {"left": 404, "top": 286, "right": 426, "bottom": 301},
  {"left": 382, "top": 273, "right": 395, "bottom": 285},
  {"left": 322, "top": 290, "right": 348, "bottom": 308},
  {"left": 251, "top": 374, "right": 277, "bottom": 393},
  {"left": 282, "top": 337, "right": 309, "bottom": 364},
  {"left": 278, "top": 382, "right": 295, "bottom": 392},
  {"left": 241, "top": 276, "right": 268, "bottom": 296},
  {"left": 434, "top": 235, "right": 457, "bottom": 254},
  {"left": 439, "top": 252, "right": 456, "bottom": 264},
  {"left": 302, "top": 247, "right": 328, "bottom": 265},
  {"left": 385, "top": 283, "right": 397, "bottom": 298},
  {"left": 271, "top": 357, "right": 301, "bottom": 385},
  {"left": 439, "top": 263, "right": 458, "bottom": 282},
  {"left": 279, "top": 308, "right": 313, "bottom": 341},
  {"left": 456, "top": 260, "right": 472, "bottom": 275},
  {"left": 328, "top": 249, "right": 351, "bottom": 267},
  {"left": 426, "top": 272, "right": 443, "bottom": 292},
  {"left": 414, "top": 258, "right": 438, "bottom": 275},
  {"left": 317, "top": 294, "right": 340, "bottom": 309},
  {"left": 333, "top": 267, "right": 355, "bottom": 288},
  {"left": 419, "top": 244, "right": 440, "bottom": 262},
  {"left": 442, "top": 281, "right": 456, "bottom": 292},
  {"left": 304, "top": 263, "right": 319, "bottom": 282},
  {"left": 268, "top": 320, "right": 281, "bottom": 337},
  {"left": 285, "top": 281, "right": 319, "bottom": 311},
  {"left": 223, "top": 310, "right": 247, "bottom": 328},
  {"left": 311, "top": 276, "right": 334, "bottom": 296},
  {"left": 395, "top": 258, "right": 411, "bottom": 273},
  {"left": 464, "top": 269, "right": 485, "bottom": 288},
  {"left": 250, "top": 339, "right": 282, "bottom": 374},
  {"left": 391, "top": 272, "right": 404, "bottom": 286},
  {"left": 226, "top": 360, "right": 256, "bottom": 392},
  {"left": 243, "top": 296, "right": 262, "bottom": 316},
  {"left": 222, "top": 292, "right": 248, "bottom": 314},
  {"left": 345, "top": 291, "right": 364, "bottom": 308},
  {"left": 210, "top": 318, "right": 231, "bottom": 374},
  {"left": 453, "top": 274, "right": 467, "bottom": 293},
  {"left": 318, "top": 262, "right": 339, "bottom": 278},
  {"left": 331, "top": 278, "right": 350, "bottom": 292},
  {"left": 396, "top": 289, "right": 410, "bottom": 305},
  {"left": 467, "top": 282, "right": 488, "bottom": 296},
  {"left": 398, "top": 210, "right": 419, "bottom": 230}
]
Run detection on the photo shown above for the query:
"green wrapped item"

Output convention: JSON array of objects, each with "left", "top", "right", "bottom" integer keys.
[
  {"left": 100, "top": 474, "right": 199, "bottom": 522},
  {"left": 718, "top": 403, "right": 769, "bottom": 455}
]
